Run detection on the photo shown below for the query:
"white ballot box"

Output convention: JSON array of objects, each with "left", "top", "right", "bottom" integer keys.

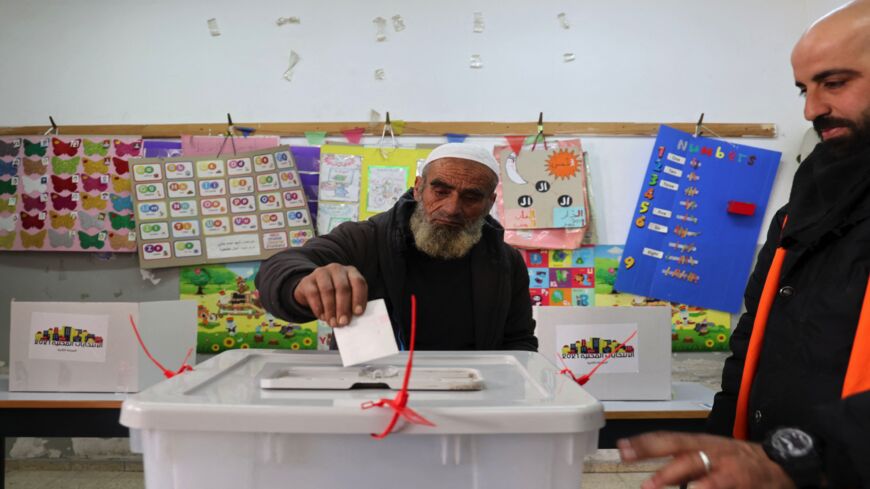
[
  {"left": 121, "top": 350, "right": 604, "bottom": 489},
  {"left": 535, "top": 306, "right": 673, "bottom": 400}
]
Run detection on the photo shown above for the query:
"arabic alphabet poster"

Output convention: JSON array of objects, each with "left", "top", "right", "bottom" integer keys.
[
  {"left": 131, "top": 145, "right": 316, "bottom": 269},
  {"left": 179, "top": 261, "right": 317, "bottom": 353},
  {"left": 496, "top": 139, "right": 588, "bottom": 229},
  {"left": 614, "top": 125, "right": 781, "bottom": 312},
  {"left": 595, "top": 244, "right": 731, "bottom": 352},
  {"left": 0, "top": 135, "right": 142, "bottom": 252}
]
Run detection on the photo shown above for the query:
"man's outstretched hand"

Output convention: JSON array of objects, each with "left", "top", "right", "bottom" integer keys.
[{"left": 293, "top": 263, "right": 368, "bottom": 328}]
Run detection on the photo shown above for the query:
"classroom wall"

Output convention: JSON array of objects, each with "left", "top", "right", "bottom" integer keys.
[{"left": 0, "top": 0, "right": 848, "bottom": 366}]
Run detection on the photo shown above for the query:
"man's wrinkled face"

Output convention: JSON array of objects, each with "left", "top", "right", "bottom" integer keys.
[
  {"left": 409, "top": 158, "right": 497, "bottom": 259},
  {"left": 792, "top": 23, "right": 870, "bottom": 157}
]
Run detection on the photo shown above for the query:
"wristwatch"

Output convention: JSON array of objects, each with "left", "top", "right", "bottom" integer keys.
[{"left": 762, "top": 427, "right": 824, "bottom": 488}]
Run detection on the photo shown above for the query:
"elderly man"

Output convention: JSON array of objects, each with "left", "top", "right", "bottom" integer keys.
[
  {"left": 256, "top": 143, "right": 537, "bottom": 351},
  {"left": 620, "top": 2, "right": 870, "bottom": 488}
]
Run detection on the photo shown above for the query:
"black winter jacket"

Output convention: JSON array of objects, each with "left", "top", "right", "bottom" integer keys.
[
  {"left": 255, "top": 190, "right": 538, "bottom": 351},
  {"left": 707, "top": 143, "right": 870, "bottom": 487}
]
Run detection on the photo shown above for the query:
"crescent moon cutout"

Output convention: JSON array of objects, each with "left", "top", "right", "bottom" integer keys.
[{"left": 504, "top": 153, "right": 528, "bottom": 185}]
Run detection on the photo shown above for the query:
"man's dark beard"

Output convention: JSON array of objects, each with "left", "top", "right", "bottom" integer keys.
[
  {"left": 409, "top": 203, "right": 485, "bottom": 259},
  {"left": 814, "top": 109, "right": 870, "bottom": 158}
]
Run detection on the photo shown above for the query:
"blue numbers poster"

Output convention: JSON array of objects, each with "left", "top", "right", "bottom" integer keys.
[{"left": 614, "top": 125, "right": 780, "bottom": 312}]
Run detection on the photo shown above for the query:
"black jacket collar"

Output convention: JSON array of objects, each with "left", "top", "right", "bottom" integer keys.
[{"left": 782, "top": 142, "right": 870, "bottom": 249}]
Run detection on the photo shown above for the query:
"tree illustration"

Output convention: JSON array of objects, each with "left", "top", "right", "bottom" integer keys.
[{"left": 186, "top": 268, "right": 211, "bottom": 295}]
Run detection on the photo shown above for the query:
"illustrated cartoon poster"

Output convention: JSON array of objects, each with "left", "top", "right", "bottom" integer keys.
[
  {"left": 615, "top": 126, "right": 780, "bottom": 312},
  {"left": 0, "top": 135, "right": 142, "bottom": 252},
  {"left": 520, "top": 247, "right": 596, "bottom": 307},
  {"left": 316, "top": 151, "right": 362, "bottom": 234},
  {"left": 595, "top": 244, "right": 731, "bottom": 352},
  {"left": 180, "top": 261, "right": 319, "bottom": 353},
  {"left": 317, "top": 144, "right": 429, "bottom": 223},
  {"left": 496, "top": 139, "right": 588, "bottom": 229},
  {"left": 358, "top": 146, "right": 430, "bottom": 220},
  {"left": 319, "top": 153, "right": 361, "bottom": 202},
  {"left": 555, "top": 321, "right": 639, "bottom": 374}
]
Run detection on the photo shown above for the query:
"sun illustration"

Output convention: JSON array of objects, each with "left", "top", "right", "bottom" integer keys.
[{"left": 545, "top": 149, "right": 581, "bottom": 180}]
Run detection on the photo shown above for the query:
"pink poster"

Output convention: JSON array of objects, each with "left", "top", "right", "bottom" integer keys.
[
  {"left": 181, "top": 135, "right": 281, "bottom": 157},
  {"left": 0, "top": 135, "right": 142, "bottom": 252}
]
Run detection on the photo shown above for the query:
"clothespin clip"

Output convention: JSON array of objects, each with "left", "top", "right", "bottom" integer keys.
[
  {"left": 378, "top": 111, "right": 398, "bottom": 158},
  {"left": 44, "top": 116, "right": 59, "bottom": 136},
  {"left": 694, "top": 112, "right": 705, "bottom": 137},
  {"left": 531, "top": 112, "right": 547, "bottom": 151},
  {"left": 217, "top": 113, "right": 237, "bottom": 157},
  {"left": 229, "top": 113, "right": 255, "bottom": 137}
]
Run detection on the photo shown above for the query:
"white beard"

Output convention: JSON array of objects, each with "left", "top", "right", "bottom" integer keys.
[{"left": 409, "top": 203, "right": 485, "bottom": 259}]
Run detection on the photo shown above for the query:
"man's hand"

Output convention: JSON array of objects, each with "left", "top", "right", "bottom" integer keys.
[
  {"left": 618, "top": 431, "right": 796, "bottom": 489},
  {"left": 292, "top": 263, "right": 368, "bottom": 327}
]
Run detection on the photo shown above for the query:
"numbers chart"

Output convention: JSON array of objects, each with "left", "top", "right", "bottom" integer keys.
[
  {"left": 614, "top": 126, "right": 780, "bottom": 312},
  {"left": 131, "top": 146, "right": 315, "bottom": 269}
]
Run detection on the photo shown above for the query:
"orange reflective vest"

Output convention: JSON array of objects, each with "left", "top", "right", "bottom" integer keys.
[{"left": 733, "top": 219, "right": 870, "bottom": 439}]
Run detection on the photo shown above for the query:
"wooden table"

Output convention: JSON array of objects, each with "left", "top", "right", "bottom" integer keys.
[{"left": 599, "top": 381, "right": 714, "bottom": 447}]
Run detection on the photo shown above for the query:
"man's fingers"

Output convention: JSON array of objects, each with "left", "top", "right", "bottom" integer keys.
[
  {"left": 293, "top": 265, "right": 369, "bottom": 327},
  {"left": 619, "top": 431, "right": 714, "bottom": 461},
  {"left": 294, "top": 277, "right": 324, "bottom": 320},
  {"left": 347, "top": 266, "right": 368, "bottom": 316},
  {"left": 646, "top": 452, "right": 712, "bottom": 488},
  {"left": 328, "top": 266, "right": 354, "bottom": 326},
  {"left": 313, "top": 270, "right": 338, "bottom": 326}
]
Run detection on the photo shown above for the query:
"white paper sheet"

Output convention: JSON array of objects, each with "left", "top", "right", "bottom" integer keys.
[{"left": 333, "top": 299, "right": 399, "bottom": 367}]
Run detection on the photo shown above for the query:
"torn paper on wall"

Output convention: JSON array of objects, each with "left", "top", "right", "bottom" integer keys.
[
  {"left": 207, "top": 18, "right": 221, "bottom": 36},
  {"left": 373, "top": 16, "right": 387, "bottom": 41},
  {"left": 283, "top": 50, "right": 300, "bottom": 81},
  {"left": 391, "top": 15, "right": 405, "bottom": 32},
  {"left": 473, "top": 12, "right": 485, "bottom": 33}
]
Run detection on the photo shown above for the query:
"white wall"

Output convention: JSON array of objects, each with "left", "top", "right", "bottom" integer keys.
[{"left": 0, "top": 0, "right": 848, "bottom": 243}]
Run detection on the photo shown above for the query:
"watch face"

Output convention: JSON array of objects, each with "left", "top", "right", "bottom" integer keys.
[{"left": 771, "top": 428, "right": 814, "bottom": 458}]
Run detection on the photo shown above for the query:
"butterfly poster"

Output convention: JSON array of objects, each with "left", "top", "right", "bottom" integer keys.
[{"left": 0, "top": 135, "right": 142, "bottom": 252}]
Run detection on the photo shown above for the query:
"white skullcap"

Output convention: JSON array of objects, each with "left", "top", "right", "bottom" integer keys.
[{"left": 421, "top": 143, "right": 500, "bottom": 178}]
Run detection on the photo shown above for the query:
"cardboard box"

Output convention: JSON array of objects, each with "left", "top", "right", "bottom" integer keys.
[
  {"left": 535, "top": 306, "right": 672, "bottom": 400},
  {"left": 9, "top": 301, "right": 196, "bottom": 392}
]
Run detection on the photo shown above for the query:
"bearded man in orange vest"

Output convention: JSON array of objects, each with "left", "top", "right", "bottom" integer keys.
[{"left": 618, "top": 2, "right": 870, "bottom": 488}]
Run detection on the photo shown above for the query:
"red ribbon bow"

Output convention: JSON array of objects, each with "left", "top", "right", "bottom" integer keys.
[
  {"left": 360, "top": 295, "right": 435, "bottom": 439},
  {"left": 129, "top": 314, "right": 194, "bottom": 379}
]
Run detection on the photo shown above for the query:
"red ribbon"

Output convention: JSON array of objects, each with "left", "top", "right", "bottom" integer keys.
[
  {"left": 557, "top": 329, "right": 638, "bottom": 386},
  {"left": 129, "top": 314, "right": 194, "bottom": 379},
  {"left": 361, "top": 295, "right": 435, "bottom": 438}
]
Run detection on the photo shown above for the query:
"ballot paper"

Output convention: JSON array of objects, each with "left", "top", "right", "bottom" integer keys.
[{"left": 333, "top": 299, "right": 399, "bottom": 367}]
